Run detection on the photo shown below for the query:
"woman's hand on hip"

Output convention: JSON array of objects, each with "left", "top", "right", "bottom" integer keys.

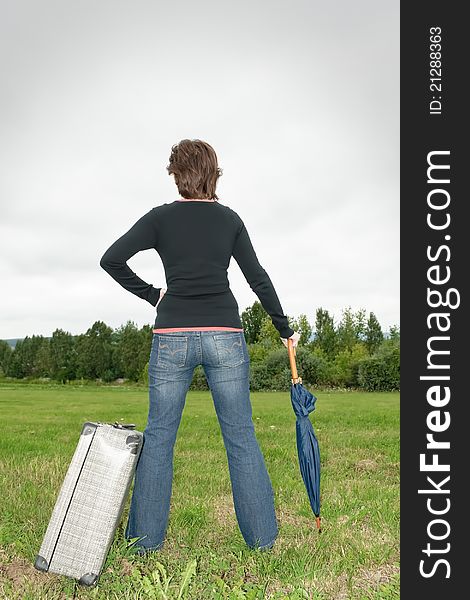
[
  {"left": 281, "top": 331, "right": 300, "bottom": 348},
  {"left": 156, "top": 287, "right": 167, "bottom": 309}
]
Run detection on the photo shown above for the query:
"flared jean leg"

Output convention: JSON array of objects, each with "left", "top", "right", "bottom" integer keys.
[
  {"left": 125, "top": 343, "right": 194, "bottom": 551},
  {"left": 203, "top": 357, "right": 278, "bottom": 550}
]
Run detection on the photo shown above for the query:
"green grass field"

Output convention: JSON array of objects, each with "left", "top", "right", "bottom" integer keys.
[{"left": 0, "top": 383, "right": 399, "bottom": 599}]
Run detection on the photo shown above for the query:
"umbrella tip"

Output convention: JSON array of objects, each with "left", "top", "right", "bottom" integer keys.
[{"left": 316, "top": 516, "right": 322, "bottom": 532}]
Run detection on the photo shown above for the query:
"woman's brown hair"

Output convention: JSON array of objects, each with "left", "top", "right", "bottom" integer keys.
[{"left": 167, "top": 139, "right": 223, "bottom": 200}]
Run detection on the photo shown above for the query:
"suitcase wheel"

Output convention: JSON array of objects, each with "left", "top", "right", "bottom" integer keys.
[
  {"left": 34, "top": 555, "right": 48, "bottom": 572},
  {"left": 78, "top": 572, "right": 99, "bottom": 587}
]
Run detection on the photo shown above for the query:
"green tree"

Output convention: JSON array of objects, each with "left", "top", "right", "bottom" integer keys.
[
  {"left": 0, "top": 340, "right": 13, "bottom": 376},
  {"left": 115, "top": 321, "right": 147, "bottom": 380},
  {"left": 7, "top": 335, "right": 46, "bottom": 378},
  {"left": 336, "top": 307, "right": 367, "bottom": 352},
  {"left": 74, "top": 334, "right": 88, "bottom": 379},
  {"left": 34, "top": 337, "right": 52, "bottom": 377},
  {"left": 138, "top": 324, "right": 154, "bottom": 374},
  {"left": 313, "top": 308, "right": 337, "bottom": 359},
  {"left": 21, "top": 336, "right": 35, "bottom": 376},
  {"left": 240, "top": 301, "right": 267, "bottom": 344},
  {"left": 258, "top": 315, "right": 282, "bottom": 348},
  {"left": 139, "top": 360, "right": 149, "bottom": 386},
  {"left": 331, "top": 342, "right": 369, "bottom": 387},
  {"left": 378, "top": 328, "right": 400, "bottom": 356},
  {"left": 365, "top": 312, "right": 384, "bottom": 354},
  {"left": 75, "top": 321, "right": 114, "bottom": 380},
  {"left": 290, "top": 313, "right": 312, "bottom": 345},
  {"left": 50, "top": 329, "right": 76, "bottom": 382},
  {"left": 6, "top": 340, "right": 24, "bottom": 378}
]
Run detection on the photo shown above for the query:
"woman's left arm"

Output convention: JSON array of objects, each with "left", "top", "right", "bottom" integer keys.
[{"left": 100, "top": 208, "right": 161, "bottom": 306}]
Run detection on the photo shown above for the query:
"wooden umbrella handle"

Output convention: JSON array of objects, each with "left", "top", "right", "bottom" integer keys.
[{"left": 287, "top": 337, "right": 301, "bottom": 384}]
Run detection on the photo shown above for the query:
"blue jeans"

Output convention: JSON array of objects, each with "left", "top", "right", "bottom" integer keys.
[{"left": 124, "top": 330, "right": 278, "bottom": 552}]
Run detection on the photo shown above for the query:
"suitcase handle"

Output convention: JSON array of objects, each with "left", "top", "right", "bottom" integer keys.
[
  {"left": 111, "top": 422, "right": 136, "bottom": 430},
  {"left": 82, "top": 421, "right": 137, "bottom": 432}
]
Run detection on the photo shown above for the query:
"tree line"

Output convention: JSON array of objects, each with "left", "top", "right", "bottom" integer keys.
[{"left": 0, "top": 302, "right": 399, "bottom": 391}]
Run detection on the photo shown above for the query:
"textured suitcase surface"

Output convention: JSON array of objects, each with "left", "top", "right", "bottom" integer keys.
[{"left": 34, "top": 421, "right": 143, "bottom": 586}]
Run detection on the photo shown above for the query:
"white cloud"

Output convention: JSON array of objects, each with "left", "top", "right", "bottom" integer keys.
[{"left": 0, "top": 0, "right": 399, "bottom": 339}]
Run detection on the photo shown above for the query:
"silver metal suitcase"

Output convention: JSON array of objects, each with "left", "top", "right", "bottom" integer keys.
[{"left": 34, "top": 421, "right": 143, "bottom": 586}]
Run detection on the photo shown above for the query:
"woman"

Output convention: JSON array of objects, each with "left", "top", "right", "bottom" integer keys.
[{"left": 100, "top": 139, "right": 300, "bottom": 554}]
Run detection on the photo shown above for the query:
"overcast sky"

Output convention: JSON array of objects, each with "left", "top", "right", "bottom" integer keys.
[{"left": 0, "top": 0, "right": 399, "bottom": 340}]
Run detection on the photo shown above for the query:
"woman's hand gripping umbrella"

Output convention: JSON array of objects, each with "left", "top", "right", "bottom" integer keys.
[{"left": 287, "top": 337, "right": 322, "bottom": 532}]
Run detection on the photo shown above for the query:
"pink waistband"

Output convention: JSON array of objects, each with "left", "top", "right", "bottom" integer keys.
[{"left": 152, "top": 326, "right": 244, "bottom": 333}]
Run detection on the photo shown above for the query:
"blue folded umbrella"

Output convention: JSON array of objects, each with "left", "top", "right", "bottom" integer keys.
[{"left": 287, "top": 340, "right": 321, "bottom": 531}]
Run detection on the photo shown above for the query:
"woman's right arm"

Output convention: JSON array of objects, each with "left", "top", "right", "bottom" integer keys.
[
  {"left": 232, "top": 220, "right": 295, "bottom": 339},
  {"left": 99, "top": 208, "right": 161, "bottom": 306}
]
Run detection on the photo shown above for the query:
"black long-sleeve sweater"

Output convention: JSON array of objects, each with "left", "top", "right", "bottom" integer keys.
[{"left": 99, "top": 200, "right": 295, "bottom": 339}]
